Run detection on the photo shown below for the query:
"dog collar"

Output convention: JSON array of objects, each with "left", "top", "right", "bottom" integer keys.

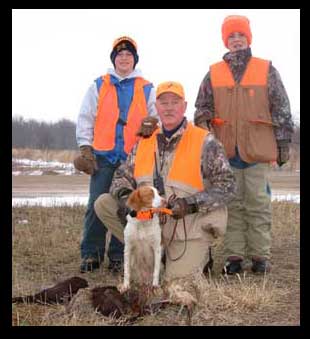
[{"left": 132, "top": 208, "right": 173, "bottom": 221}]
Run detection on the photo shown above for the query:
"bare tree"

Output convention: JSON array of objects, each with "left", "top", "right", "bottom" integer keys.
[{"left": 12, "top": 116, "right": 78, "bottom": 150}]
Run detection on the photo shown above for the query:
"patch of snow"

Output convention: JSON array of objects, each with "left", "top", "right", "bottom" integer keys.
[
  {"left": 17, "top": 219, "right": 29, "bottom": 224},
  {"left": 13, "top": 158, "right": 74, "bottom": 169},
  {"left": 272, "top": 194, "right": 300, "bottom": 204},
  {"left": 28, "top": 170, "right": 43, "bottom": 176},
  {"left": 12, "top": 171, "right": 21, "bottom": 176},
  {"left": 53, "top": 169, "right": 75, "bottom": 175},
  {"left": 12, "top": 157, "right": 75, "bottom": 176}
]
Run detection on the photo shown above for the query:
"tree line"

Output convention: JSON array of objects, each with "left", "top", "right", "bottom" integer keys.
[
  {"left": 12, "top": 116, "right": 78, "bottom": 150},
  {"left": 12, "top": 115, "right": 300, "bottom": 152}
]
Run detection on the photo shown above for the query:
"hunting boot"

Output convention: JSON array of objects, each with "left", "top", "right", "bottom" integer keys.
[
  {"left": 222, "top": 256, "right": 243, "bottom": 275},
  {"left": 251, "top": 257, "right": 271, "bottom": 273}
]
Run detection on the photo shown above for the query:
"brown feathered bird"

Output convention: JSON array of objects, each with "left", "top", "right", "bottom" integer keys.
[
  {"left": 91, "top": 285, "right": 168, "bottom": 321},
  {"left": 12, "top": 276, "right": 88, "bottom": 304},
  {"left": 91, "top": 286, "right": 133, "bottom": 318}
]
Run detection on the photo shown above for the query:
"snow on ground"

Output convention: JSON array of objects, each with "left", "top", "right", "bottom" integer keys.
[
  {"left": 272, "top": 194, "right": 300, "bottom": 204},
  {"left": 12, "top": 158, "right": 76, "bottom": 176},
  {"left": 12, "top": 157, "right": 300, "bottom": 206}
]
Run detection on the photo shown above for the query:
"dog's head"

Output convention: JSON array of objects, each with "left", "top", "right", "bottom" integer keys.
[{"left": 126, "top": 186, "right": 165, "bottom": 212}]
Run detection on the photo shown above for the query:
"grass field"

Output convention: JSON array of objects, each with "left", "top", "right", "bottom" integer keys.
[{"left": 12, "top": 201, "right": 300, "bottom": 326}]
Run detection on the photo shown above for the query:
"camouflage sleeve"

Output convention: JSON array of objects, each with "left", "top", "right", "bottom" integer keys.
[
  {"left": 109, "top": 144, "right": 138, "bottom": 200},
  {"left": 268, "top": 64, "right": 294, "bottom": 143},
  {"left": 193, "top": 72, "right": 215, "bottom": 129},
  {"left": 184, "top": 134, "right": 236, "bottom": 213}
]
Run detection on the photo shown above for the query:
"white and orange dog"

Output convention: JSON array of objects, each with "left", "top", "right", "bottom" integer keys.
[{"left": 118, "top": 186, "right": 169, "bottom": 293}]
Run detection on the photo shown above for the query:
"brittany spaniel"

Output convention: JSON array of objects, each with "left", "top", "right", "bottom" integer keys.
[{"left": 118, "top": 186, "right": 169, "bottom": 293}]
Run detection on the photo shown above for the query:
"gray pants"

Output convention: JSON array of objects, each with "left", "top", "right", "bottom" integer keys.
[
  {"left": 94, "top": 193, "right": 227, "bottom": 280},
  {"left": 223, "top": 163, "right": 272, "bottom": 260}
]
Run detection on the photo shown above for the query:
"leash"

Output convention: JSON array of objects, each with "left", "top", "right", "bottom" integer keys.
[
  {"left": 163, "top": 217, "right": 187, "bottom": 262},
  {"left": 131, "top": 195, "right": 188, "bottom": 262},
  {"left": 161, "top": 194, "right": 188, "bottom": 262},
  {"left": 203, "top": 247, "right": 214, "bottom": 275},
  {"left": 131, "top": 196, "right": 212, "bottom": 268}
]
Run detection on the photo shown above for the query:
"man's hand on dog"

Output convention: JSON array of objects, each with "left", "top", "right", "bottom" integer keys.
[{"left": 169, "top": 197, "right": 198, "bottom": 220}]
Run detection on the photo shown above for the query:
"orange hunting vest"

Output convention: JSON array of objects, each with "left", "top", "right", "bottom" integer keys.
[
  {"left": 134, "top": 123, "right": 208, "bottom": 192},
  {"left": 210, "top": 57, "right": 277, "bottom": 163},
  {"left": 93, "top": 74, "right": 150, "bottom": 155}
]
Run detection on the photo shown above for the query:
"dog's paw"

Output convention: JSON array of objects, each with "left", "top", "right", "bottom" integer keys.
[
  {"left": 152, "top": 283, "right": 160, "bottom": 289},
  {"left": 117, "top": 283, "right": 129, "bottom": 294},
  {"left": 151, "top": 284, "right": 162, "bottom": 297}
]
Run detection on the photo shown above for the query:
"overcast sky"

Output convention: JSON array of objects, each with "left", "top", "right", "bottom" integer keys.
[{"left": 12, "top": 9, "right": 300, "bottom": 124}]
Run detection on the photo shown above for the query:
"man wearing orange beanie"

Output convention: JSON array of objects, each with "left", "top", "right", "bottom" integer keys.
[{"left": 194, "top": 15, "right": 294, "bottom": 274}]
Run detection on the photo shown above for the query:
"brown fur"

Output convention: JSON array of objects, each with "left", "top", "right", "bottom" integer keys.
[
  {"left": 126, "top": 186, "right": 155, "bottom": 211},
  {"left": 12, "top": 277, "right": 88, "bottom": 304},
  {"left": 91, "top": 286, "right": 132, "bottom": 318},
  {"left": 91, "top": 285, "right": 168, "bottom": 321}
]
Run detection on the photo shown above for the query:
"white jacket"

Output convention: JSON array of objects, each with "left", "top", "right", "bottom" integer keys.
[{"left": 76, "top": 68, "right": 157, "bottom": 147}]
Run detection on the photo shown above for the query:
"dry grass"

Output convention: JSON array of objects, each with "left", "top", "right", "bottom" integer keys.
[
  {"left": 12, "top": 201, "right": 300, "bottom": 326},
  {"left": 12, "top": 148, "right": 78, "bottom": 163}
]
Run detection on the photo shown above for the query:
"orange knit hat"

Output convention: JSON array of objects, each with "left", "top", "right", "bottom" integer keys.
[{"left": 222, "top": 15, "right": 252, "bottom": 48}]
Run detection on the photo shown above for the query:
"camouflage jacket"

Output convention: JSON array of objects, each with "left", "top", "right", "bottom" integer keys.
[
  {"left": 194, "top": 48, "right": 294, "bottom": 144},
  {"left": 110, "top": 119, "right": 236, "bottom": 213}
]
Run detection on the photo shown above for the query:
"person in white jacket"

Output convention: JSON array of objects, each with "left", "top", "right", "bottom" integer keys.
[{"left": 74, "top": 36, "right": 158, "bottom": 273}]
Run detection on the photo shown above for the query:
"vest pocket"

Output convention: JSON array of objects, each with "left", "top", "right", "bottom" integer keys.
[
  {"left": 245, "top": 120, "right": 276, "bottom": 162},
  {"left": 213, "top": 122, "right": 234, "bottom": 158}
]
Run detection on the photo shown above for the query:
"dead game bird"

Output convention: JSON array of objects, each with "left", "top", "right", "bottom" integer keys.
[{"left": 12, "top": 276, "right": 88, "bottom": 304}]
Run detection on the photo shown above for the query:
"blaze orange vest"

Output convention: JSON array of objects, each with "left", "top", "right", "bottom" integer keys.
[
  {"left": 134, "top": 123, "right": 208, "bottom": 191},
  {"left": 211, "top": 57, "right": 269, "bottom": 87},
  {"left": 210, "top": 57, "right": 277, "bottom": 163},
  {"left": 93, "top": 74, "right": 150, "bottom": 155}
]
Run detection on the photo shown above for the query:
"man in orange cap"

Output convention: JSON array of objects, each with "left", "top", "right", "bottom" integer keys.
[
  {"left": 194, "top": 15, "right": 294, "bottom": 274},
  {"left": 94, "top": 81, "right": 236, "bottom": 281},
  {"left": 75, "top": 36, "right": 158, "bottom": 273}
]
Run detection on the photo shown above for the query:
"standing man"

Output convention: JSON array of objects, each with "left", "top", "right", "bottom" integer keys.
[
  {"left": 94, "top": 81, "right": 236, "bottom": 280},
  {"left": 74, "top": 36, "right": 158, "bottom": 273},
  {"left": 194, "top": 15, "right": 294, "bottom": 274}
]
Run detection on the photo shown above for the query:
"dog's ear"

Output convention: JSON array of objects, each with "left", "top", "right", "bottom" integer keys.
[{"left": 126, "top": 190, "right": 142, "bottom": 211}]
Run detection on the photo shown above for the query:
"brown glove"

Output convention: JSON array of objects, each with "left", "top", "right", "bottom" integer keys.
[
  {"left": 73, "top": 145, "right": 98, "bottom": 175},
  {"left": 168, "top": 197, "right": 198, "bottom": 220},
  {"left": 136, "top": 116, "right": 159, "bottom": 138},
  {"left": 277, "top": 142, "right": 290, "bottom": 167}
]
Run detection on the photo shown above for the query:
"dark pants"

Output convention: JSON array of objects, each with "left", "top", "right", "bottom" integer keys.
[{"left": 80, "top": 155, "right": 124, "bottom": 263}]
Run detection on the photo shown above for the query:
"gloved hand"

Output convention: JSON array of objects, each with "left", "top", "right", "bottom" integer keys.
[
  {"left": 136, "top": 116, "right": 159, "bottom": 138},
  {"left": 73, "top": 145, "right": 98, "bottom": 175},
  {"left": 116, "top": 189, "right": 132, "bottom": 226},
  {"left": 277, "top": 143, "right": 290, "bottom": 167},
  {"left": 168, "top": 197, "right": 198, "bottom": 220}
]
